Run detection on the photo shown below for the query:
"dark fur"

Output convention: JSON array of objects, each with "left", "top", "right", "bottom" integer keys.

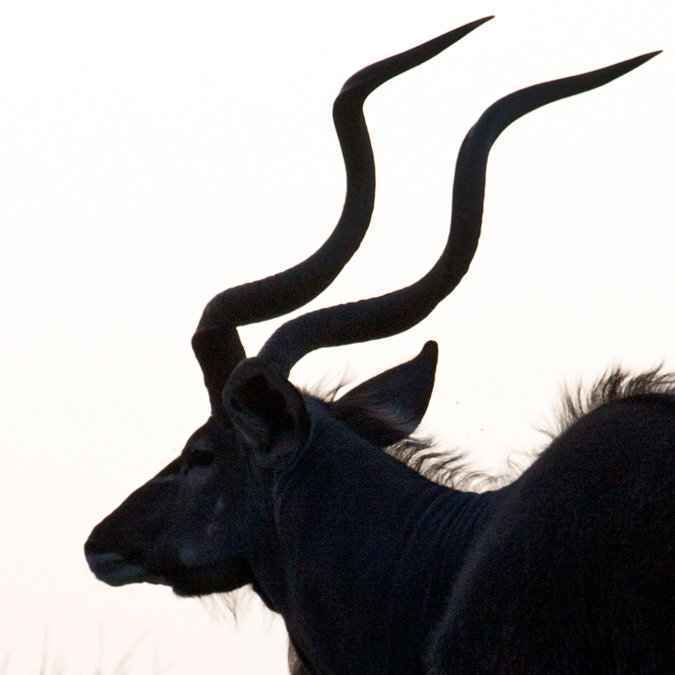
[
  {"left": 309, "top": 367, "right": 675, "bottom": 674},
  {"left": 283, "top": 366, "right": 675, "bottom": 675},
  {"left": 86, "top": 350, "right": 675, "bottom": 675}
]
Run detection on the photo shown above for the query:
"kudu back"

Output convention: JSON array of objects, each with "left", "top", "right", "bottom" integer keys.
[{"left": 85, "top": 18, "right": 671, "bottom": 675}]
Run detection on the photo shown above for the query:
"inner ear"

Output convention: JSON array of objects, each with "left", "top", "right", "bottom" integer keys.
[
  {"left": 331, "top": 341, "right": 438, "bottom": 447},
  {"left": 232, "top": 374, "right": 297, "bottom": 433},
  {"left": 224, "top": 359, "right": 310, "bottom": 455}
]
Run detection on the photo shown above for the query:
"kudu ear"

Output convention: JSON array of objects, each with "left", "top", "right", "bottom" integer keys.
[
  {"left": 222, "top": 359, "right": 310, "bottom": 458},
  {"left": 331, "top": 341, "right": 438, "bottom": 447}
]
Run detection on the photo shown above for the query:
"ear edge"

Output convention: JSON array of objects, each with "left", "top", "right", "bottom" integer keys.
[
  {"left": 223, "top": 359, "right": 310, "bottom": 453},
  {"left": 330, "top": 341, "right": 438, "bottom": 447}
]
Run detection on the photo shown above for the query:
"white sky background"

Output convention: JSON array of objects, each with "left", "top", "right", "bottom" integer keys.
[{"left": 0, "top": 0, "right": 673, "bottom": 673}]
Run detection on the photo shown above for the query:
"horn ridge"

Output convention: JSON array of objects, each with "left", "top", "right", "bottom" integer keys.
[
  {"left": 191, "top": 18, "right": 494, "bottom": 408},
  {"left": 258, "top": 51, "right": 661, "bottom": 376}
]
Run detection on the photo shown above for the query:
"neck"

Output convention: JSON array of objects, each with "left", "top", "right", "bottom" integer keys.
[{"left": 250, "top": 406, "right": 503, "bottom": 675}]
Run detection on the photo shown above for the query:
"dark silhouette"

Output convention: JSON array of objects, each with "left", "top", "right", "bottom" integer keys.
[{"left": 85, "top": 18, "right": 668, "bottom": 674}]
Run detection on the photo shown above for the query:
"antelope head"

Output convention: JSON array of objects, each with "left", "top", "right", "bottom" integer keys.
[{"left": 85, "top": 17, "right": 657, "bottom": 610}]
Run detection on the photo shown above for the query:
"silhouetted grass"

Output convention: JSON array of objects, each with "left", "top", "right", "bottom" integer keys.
[{"left": 2, "top": 630, "right": 171, "bottom": 675}]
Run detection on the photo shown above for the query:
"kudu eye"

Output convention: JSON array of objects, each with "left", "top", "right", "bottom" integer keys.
[{"left": 183, "top": 449, "right": 214, "bottom": 471}]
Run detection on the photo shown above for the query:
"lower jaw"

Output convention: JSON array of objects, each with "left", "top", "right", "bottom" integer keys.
[{"left": 89, "top": 552, "right": 253, "bottom": 597}]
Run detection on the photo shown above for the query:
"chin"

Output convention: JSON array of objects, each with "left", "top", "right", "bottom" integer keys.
[{"left": 168, "top": 562, "right": 254, "bottom": 597}]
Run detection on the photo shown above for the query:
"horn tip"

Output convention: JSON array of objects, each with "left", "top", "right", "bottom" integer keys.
[{"left": 421, "top": 340, "right": 439, "bottom": 362}]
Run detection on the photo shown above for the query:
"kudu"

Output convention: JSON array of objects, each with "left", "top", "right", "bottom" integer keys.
[{"left": 85, "top": 17, "right": 669, "bottom": 675}]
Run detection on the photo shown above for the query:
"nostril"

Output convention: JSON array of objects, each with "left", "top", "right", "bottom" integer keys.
[
  {"left": 84, "top": 537, "right": 146, "bottom": 568},
  {"left": 84, "top": 536, "right": 127, "bottom": 562}
]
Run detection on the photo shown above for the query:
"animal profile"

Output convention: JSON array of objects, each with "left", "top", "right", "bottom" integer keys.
[{"left": 85, "top": 17, "right": 669, "bottom": 674}]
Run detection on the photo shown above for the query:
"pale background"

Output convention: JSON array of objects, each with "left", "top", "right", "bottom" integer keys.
[{"left": 0, "top": 0, "right": 673, "bottom": 673}]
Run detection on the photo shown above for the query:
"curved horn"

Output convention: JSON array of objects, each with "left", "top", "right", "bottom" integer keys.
[
  {"left": 258, "top": 51, "right": 661, "bottom": 376},
  {"left": 191, "top": 17, "right": 494, "bottom": 410}
]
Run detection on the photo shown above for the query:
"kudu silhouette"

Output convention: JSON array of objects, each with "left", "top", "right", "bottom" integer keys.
[{"left": 85, "top": 17, "right": 669, "bottom": 675}]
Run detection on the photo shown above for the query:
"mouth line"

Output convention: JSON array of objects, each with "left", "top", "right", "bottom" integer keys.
[
  {"left": 86, "top": 548, "right": 253, "bottom": 597},
  {"left": 86, "top": 551, "right": 170, "bottom": 587}
]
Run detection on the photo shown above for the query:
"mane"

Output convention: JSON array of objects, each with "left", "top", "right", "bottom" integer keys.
[
  {"left": 384, "top": 439, "right": 491, "bottom": 490},
  {"left": 309, "top": 366, "right": 675, "bottom": 494},
  {"left": 546, "top": 366, "right": 675, "bottom": 439},
  {"left": 306, "top": 379, "right": 493, "bottom": 491}
]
